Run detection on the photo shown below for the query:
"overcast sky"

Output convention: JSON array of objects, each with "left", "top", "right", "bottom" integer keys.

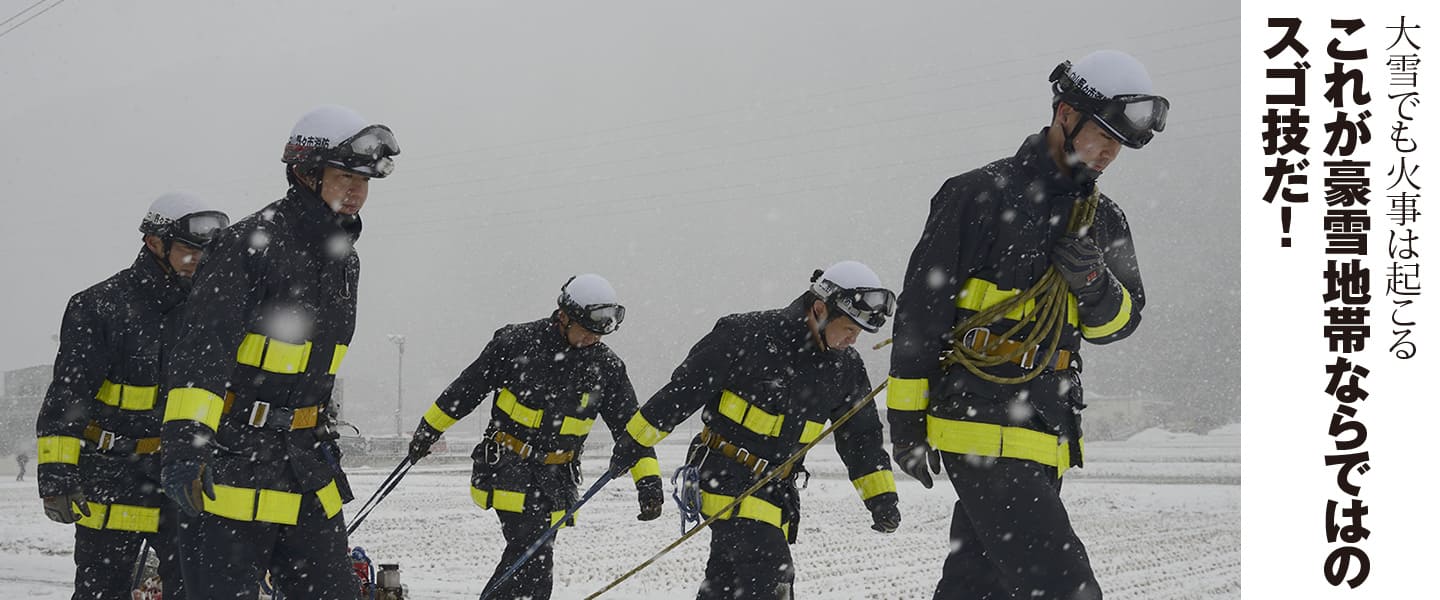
[{"left": 0, "top": 1, "right": 1240, "bottom": 436}]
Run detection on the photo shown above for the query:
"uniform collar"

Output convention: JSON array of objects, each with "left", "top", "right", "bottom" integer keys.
[
  {"left": 281, "top": 184, "right": 364, "bottom": 244},
  {"left": 783, "top": 296, "right": 826, "bottom": 354},
  {"left": 1015, "top": 128, "right": 1088, "bottom": 196},
  {"left": 128, "top": 249, "right": 188, "bottom": 313}
]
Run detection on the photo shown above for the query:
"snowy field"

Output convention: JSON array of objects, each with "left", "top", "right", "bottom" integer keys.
[{"left": 0, "top": 426, "right": 1238, "bottom": 599}]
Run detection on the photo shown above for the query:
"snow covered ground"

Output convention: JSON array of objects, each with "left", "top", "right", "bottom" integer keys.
[{"left": 0, "top": 425, "right": 1238, "bottom": 599}]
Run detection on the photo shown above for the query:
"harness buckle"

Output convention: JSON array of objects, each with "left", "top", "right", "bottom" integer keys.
[
  {"left": 97, "top": 430, "right": 116, "bottom": 451},
  {"left": 1019, "top": 346, "right": 1039, "bottom": 370},
  {"left": 734, "top": 447, "right": 751, "bottom": 467},
  {"left": 753, "top": 456, "right": 770, "bottom": 475},
  {"left": 249, "top": 401, "right": 271, "bottom": 428},
  {"left": 962, "top": 328, "right": 992, "bottom": 352},
  {"left": 518, "top": 441, "right": 533, "bottom": 460}
]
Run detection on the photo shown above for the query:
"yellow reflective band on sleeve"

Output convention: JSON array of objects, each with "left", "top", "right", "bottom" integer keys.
[
  {"left": 163, "top": 388, "right": 225, "bottom": 431},
  {"left": 886, "top": 377, "right": 930, "bottom": 412},
  {"left": 255, "top": 489, "right": 302, "bottom": 525},
  {"left": 236, "top": 333, "right": 313, "bottom": 375},
  {"left": 926, "top": 416, "right": 1080, "bottom": 475},
  {"left": 104, "top": 504, "right": 161, "bottom": 533},
  {"left": 471, "top": 487, "right": 491, "bottom": 509},
  {"left": 491, "top": 489, "right": 527, "bottom": 513},
  {"left": 328, "top": 344, "right": 349, "bottom": 375},
  {"left": 204, "top": 485, "right": 257, "bottom": 522},
  {"left": 95, "top": 380, "right": 159, "bottom": 411},
  {"left": 718, "top": 390, "right": 784, "bottom": 437},
  {"left": 75, "top": 503, "right": 108, "bottom": 530},
  {"left": 700, "top": 491, "right": 784, "bottom": 530},
  {"left": 423, "top": 404, "right": 460, "bottom": 433},
  {"left": 957, "top": 278, "right": 1079, "bottom": 328},
  {"left": 495, "top": 389, "right": 544, "bottom": 429},
  {"left": 851, "top": 470, "right": 898, "bottom": 501},
  {"left": 1080, "top": 284, "right": 1134, "bottom": 339},
  {"left": 799, "top": 421, "right": 825, "bottom": 444},
  {"left": 631, "top": 457, "right": 660, "bottom": 482},
  {"left": 316, "top": 480, "right": 343, "bottom": 519},
  {"left": 625, "top": 412, "right": 668, "bottom": 448},
  {"left": 37, "top": 436, "right": 82, "bottom": 465},
  {"left": 560, "top": 416, "right": 595, "bottom": 437}
]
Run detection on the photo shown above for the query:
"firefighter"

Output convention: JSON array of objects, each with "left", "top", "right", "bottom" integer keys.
[
  {"left": 406, "top": 274, "right": 664, "bottom": 600},
  {"left": 609, "top": 261, "right": 902, "bottom": 600},
  {"left": 887, "top": 50, "right": 1166, "bottom": 600},
  {"left": 158, "top": 104, "right": 399, "bottom": 599},
  {"left": 35, "top": 192, "right": 229, "bottom": 599}
]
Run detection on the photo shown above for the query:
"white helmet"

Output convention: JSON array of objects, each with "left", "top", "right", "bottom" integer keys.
[
  {"left": 282, "top": 105, "right": 401, "bottom": 178},
  {"left": 1050, "top": 50, "right": 1169, "bottom": 149},
  {"left": 558, "top": 274, "right": 625, "bottom": 334},
  {"left": 139, "top": 192, "right": 230, "bottom": 248},
  {"left": 809, "top": 260, "right": 895, "bottom": 333}
]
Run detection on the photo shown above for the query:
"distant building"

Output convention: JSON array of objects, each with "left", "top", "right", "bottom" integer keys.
[{"left": 1, "top": 365, "right": 51, "bottom": 454}]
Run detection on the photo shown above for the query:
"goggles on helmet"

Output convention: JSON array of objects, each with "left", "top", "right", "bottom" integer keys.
[
  {"left": 325, "top": 125, "right": 401, "bottom": 177},
  {"left": 1049, "top": 61, "right": 1169, "bottom": 149},
  {"left": 562, "top": 301, "right": 625, "bottom": 335},
  {"left": 170, "top": 211, "right": 231, "bottom": 248},
  {"left": 833, "top": 287, "right": 896, "bottom": 332}
]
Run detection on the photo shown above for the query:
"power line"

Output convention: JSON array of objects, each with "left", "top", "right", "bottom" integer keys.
[
  {"left": 0, "top": 0, "right": 65, "bottom": 41},
  {"left": 0, "top": 0, "right": 47, "bottom": 29}
]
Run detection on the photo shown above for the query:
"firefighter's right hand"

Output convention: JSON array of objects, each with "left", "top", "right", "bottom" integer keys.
[
  {"left": 41, "top": 489, "right": 90, "bottom": 524},
  {"left": 893, "top": 443, "right": 942, "bottom": 489},
  {"left": 408, "top": 423, "right": 442, "bottom": 463},
  {"left": 162, "top": 460, "right": 215, "bottom": 518},
  {"left": 607, "top": 438, "right": 645, "bottom": 478},
  {"left": 635, "top": 475, "right": 664, "bottom": 521}
]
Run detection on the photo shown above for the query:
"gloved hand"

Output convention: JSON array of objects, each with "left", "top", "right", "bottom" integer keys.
[
  {"left": 42, "top": 488, "right": 90, "bottom": 524},
  {"left": 1051, "top": 233, "right": 1108, "bottom": 296},
  {"left": 866, "top": 496, "right": 901, "bottom": 533},
  {"left": 608, "top": 437, "right": 646, "bottom": 478},
  {"left": 635, "top": 475, "right": 664, "bottom": 521},
  {"left": 889, "top": 411, "right": 941, "bottom": 489},
  {"left": 408, "top": 422, "right": 442, "bottom": 463},
  {"left": 162, "top": 460, "right": 215, "bottom": 518}
]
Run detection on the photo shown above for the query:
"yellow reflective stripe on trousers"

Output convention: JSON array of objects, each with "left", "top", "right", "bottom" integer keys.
[
  {"left": 236, "top": 333, "right": 313, "bottom": 374},
  {"left": 851, "top": 470, "right": 898, "bottom": 500},
  {"left": 886, "top": 376, "right": 930, "bottom": 412},
  {"left": 95, "top": 380, "right": 158, "bottom": 411},
  {"left": 328, "top": 344, "right": 349, "bottom": 375},
  {"left": 957, "top": 278, "right": 1079, "bottom": 328},
  {"left": 163, "top": 388, "right": 225, "bottom": 431},
  {"left": 718, "top": 390, "right": 784, "bottom": 437},
  {"left": 560, "top": 416, "right": 595, "bottom": 437},
  {"left": 927, "top": 416, "right": 1079, "bottom": 475},
  {"left": 631, "top": 457, "right": 660, "bottom": 482},
  {"left": 74, "top": 502, "right": 161, "bottom": 532},
  {"left": 316, "top": 480, "right": 343, "bottom": 518},
  {"left": 37, "top": 436, "right": 82, "bottom": 465},
  {"left": 496, "top": 389, "right": 544, "bottom": 429},
  {"left": 700, "top": 491, "right": 785, "bottom": 531},
  {"left": 625, "top": 412, "right": 668, "bottom": 448},
  {"left": 1080, "top": 284, "right": 1134, "bottom": 339},
  {"left": 423, "top": 403, "right": 460, "bottom": 432}
]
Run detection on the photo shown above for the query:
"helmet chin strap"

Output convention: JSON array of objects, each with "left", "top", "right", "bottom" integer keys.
[
  {"left": 1060, "top": 113, "right": 1103, "bottom": 186},
  {"left": 810, "top": 305, "right": 833, "bottom": 352}
]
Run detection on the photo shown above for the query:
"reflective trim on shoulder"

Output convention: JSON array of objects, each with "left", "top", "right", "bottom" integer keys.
[
  {"left": 423, "top": 403, "right": 459, "bottom": 433},
  {"left": 37, "top": 436, "right": 82, "bottom": 465},
  {"left": 630, "top": 457, "right": 660, "bottom": 482},
  {"left": 1080, "top": 284, "right": 1134, "bottom": 339},
  {"left": 851, "top": 470, "right": 898, "bottom": 500},
  {"left": 163, "top": 388, "right": 225, "bottom": 431},
  {"left": 957, "top": 278, "right": 1079, "bottom": 327},
  {"left": 885, "top": 377, "right": 930, "bottom": 412},
  {"left": 926, "top": 416, "right": 1079, "bottom": 476},
  {"left": 95, "top": 380, "right": 158, "bottom": 411},
  {"left": 495, "top": 389, "right": 544, "bottom": 429},
  {"left": 625, "top": 412, "right": 668, "bottom": 448}
]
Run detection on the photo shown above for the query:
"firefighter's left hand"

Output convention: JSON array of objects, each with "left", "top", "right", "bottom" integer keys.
[
  {"left": 867, "top": 496, "right": 901, "bottom": 533},
  {"left": 635, "top": 475, "right": 664, "bottom": 521},
  {"left": 1051, "top": 233, "right": 1107, "bottom": 294}
]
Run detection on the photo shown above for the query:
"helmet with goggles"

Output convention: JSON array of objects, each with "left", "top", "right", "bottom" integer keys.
[
  {"left": 557, "top": 274, "right": 626, "bottom": 335},
  {"left": 139, "top": 192, "right": 230, "bottom": 249},
  {"left": 1050, "top": 50, "right": 1169, "bottom": 149},
  {"left": 282, "top": 105, "right": 401, "bottom": 179},
  {"left": 809, "top": 260, "right": 895, "bottom": 333}
]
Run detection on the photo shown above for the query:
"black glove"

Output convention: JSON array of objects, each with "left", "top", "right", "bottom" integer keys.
[
  {"left": 890, "top": 411, "right": 941, "bottom": 489},
  {"left": 162, "top": 460, "right": 215, "bottom": 518},
  {"left": 608, "top": 437, "right": 646, "bottom": 478},
  {"left": 409, "top": 422, "right": 442, "bottom": 463},
  {"left": 1051, "top": 233, "right": 1108, "bottom": 296},
  {"left": 41, "top": 488, "right": 90, "bottom": 524},
  {"left": 866, "top": 495, "right": 901, "bottom": 533},
  {"left": 635, "top": 475, "right": 664, "bottom": 521}
]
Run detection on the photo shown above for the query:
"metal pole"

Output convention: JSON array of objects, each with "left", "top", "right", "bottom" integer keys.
[{"left": 388, "top": 334, "right": 406, "bottom": 441}]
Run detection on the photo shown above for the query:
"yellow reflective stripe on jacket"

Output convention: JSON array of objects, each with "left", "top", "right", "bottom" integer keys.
[
  {"left": 549, "top": 510, "right": 571, "bottom": 528},
  {"left": 625, "top": 412, "right": 668, "bottom": 448},
  {"left": 560, "top": 416, "right": 595, "bottom": 437},
  {"left": 423, "top": 403, "right": 459, "bottom": 432},
  {"left": 163, "top": 388, "right": 225, "bottom": 431},
  {"left": 75, "top": 502, "right": 160, "bottom": 532},
  {"left": 316, "top": 480, "right": 343, "bottom": 519},
  {"left": 328, "top": 344, "right": 348, "bottom": 375},
  {"left": 718, "top": 390, "right": 785, "bottom": 437},
  {"left": 236, "top": 333, "right": 313, "bottom": 375},
  {"left": 799, "top": 420, "right": 825, "bottom": 444},
  {"left": 631, "top": 457, "right": 660, "bottom": 482},
  {"left": 886, "top": 376, "right": 930, "bottom": 412},
  {"left": 1080, "top": 283, "right": 1134, "bottom": 339},
  {"left": 37, "top": 436, "right": 82, "bottom": 465},
  {"left": 471, "top": 487, "right": 491, "bottom": 509},
  {"left": 927, "top": 416, "right": 1079, "bottom": 475},
  {"left": 95, "top": 380, "right": 158, "bottom": 411},
  {"left": 490, "top": 489, "right": 527, "bottom": 513},
  {"left": 851, "top": 470, "right": 898, "bottom": 500},
  {"left": 700, "top": 491, "right": 787, "bottom": 533},
  {"left": 495, "top": 389, "right": 544, "bottom": 429},
  {"left": 202, "top": 483, "right": 337, "bottom": 524},
  {"left": 957, "top": 278, "right": 1079, "bottom": 328}
]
